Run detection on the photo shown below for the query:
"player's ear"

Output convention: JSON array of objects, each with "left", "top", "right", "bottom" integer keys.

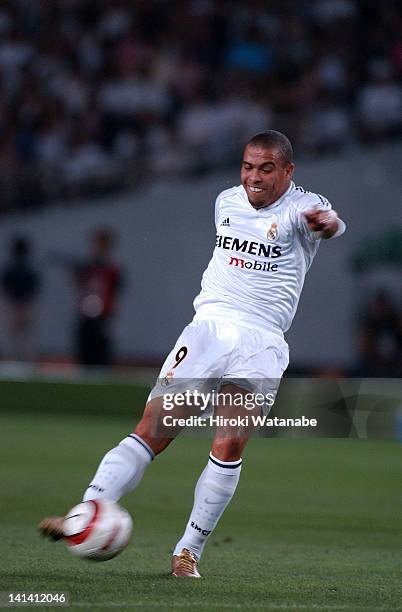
[{"left": 286, "top": 163, "right": 295, "bottom": 178}]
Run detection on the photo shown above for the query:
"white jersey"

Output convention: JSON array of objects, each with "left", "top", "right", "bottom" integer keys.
[{"left": 193, "top": 181, "right": 344, "bottom": 334}]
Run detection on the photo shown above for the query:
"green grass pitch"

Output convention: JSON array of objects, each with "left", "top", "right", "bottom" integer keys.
[{"left": 1, "top": 381, "right": 401, "bottom": 611}]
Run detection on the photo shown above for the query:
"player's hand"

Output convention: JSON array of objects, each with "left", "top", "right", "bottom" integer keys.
[{"left": 304, "top": 208, "right": 339, "bottom": 239}]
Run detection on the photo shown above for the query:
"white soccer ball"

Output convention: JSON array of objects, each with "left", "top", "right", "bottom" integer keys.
[{"left": 63, "top": 500, "right": 132, "bottom": 561}]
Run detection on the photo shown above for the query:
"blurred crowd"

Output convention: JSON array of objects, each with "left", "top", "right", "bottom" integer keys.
[
  {"left": 1, "top": 0, "right": 402, "bottom": 212},
  {"left": 1, "top": 231, "right": 122, "bottom": 366}
]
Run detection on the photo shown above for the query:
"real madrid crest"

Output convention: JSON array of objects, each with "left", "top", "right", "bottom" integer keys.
[
  {"left": 162, "top": 370, "right": 174, "bottom": 386},
  {"left": 267, "top": 222, "right": 278, "bottom": 241}
]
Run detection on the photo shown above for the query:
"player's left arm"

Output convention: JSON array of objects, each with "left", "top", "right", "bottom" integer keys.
[{"left": 304, "top": 207, "right": 346, "bottom": 240}]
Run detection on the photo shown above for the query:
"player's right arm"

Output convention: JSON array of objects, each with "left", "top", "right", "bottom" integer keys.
[
  {"left": 293, "top": 190, "right": 346, "bottom": 241},
  {"left": 304, "top": 207, "right": 346, "bottom": 239}
]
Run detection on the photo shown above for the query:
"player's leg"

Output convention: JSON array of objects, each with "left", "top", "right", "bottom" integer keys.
[
  {"left": 38, "top": 397, "right": 179, "bottom": 539},
  {"left": 172, "top": 384, "right": 258, "bottom": 577},
  {"left": 83, "top": 395, "right": 182, "bottom": 503},
  {"left": 39, "top": 319, "right": 227, "bottom": 542},
  {"left": 81, "top": 381, "right": 206, "bottom": 504},
  {"left": 39, "top": 381, "right": 213, "bottom": 540},
  {"left": 39, "top": 320, "right": 203, "bottom": 538},
  {"left": 172, "top": 327, "right": 289, "bottom": 576}
]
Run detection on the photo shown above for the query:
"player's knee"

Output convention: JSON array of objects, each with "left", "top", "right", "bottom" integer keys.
[
  {"left": 134, "top": 402, "right": 173, "bottom": 456},
  {"left": 211, "top": 437, "right": 244, "bottom": 462}
]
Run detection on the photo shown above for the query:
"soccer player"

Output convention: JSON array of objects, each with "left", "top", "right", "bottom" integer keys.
[{"left": 39, "top": 130, "right": 346, "bottom": 577}]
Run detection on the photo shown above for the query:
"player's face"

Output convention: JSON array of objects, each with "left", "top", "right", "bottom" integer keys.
[{"left": 241, "top": 145, "right": 294, "bottom": 209}]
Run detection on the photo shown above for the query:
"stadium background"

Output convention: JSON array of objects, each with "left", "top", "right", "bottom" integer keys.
[{"left": 1, "top": 2, "right": 401, "bottom": 610}]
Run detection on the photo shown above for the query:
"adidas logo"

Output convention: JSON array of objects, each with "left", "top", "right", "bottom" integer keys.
[{"left": 220, "top": 217, "right": 230, "bottom": 226}]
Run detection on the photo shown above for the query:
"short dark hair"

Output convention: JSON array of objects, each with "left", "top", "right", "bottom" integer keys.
[{"left": 246, "top": 130, "right": 293, "bottom": 166}]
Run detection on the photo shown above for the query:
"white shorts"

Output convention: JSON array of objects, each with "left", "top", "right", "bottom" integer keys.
[{"left": 149, "top": 318, "right": 289, "bottom": 417}]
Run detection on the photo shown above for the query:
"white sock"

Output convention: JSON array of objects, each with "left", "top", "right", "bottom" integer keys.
[
  {"left": 82, "top": 434, "right": 154, "bottom": 502},
  {"left": 173, "top": 453, "right": 242, "bottom": 560}
]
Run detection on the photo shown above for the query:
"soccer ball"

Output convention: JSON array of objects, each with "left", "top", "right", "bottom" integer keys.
[{"left": 63, "top": 499, "right": 132, "bottom": 561}]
